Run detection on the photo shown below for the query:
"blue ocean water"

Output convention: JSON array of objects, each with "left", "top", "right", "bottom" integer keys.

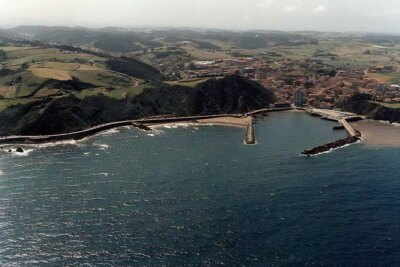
[{"left": 0, "top": 112, "right": 399, "bottom": 266}]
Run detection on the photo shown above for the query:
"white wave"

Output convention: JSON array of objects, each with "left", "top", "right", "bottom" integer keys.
[
  {"left": 377, "top": 120, "right": 400, "bottom": 127},
  {"left": 98, "top": 128, "right": 120, "bottom": 136},
  {"left": 151, "top": 123, "right": 195, "bottom": 130},
  {"left": 14, "top": 139, "right": 84, "bottom": 150},
  {"left": 146, "top": 128, "right": 165, "bottom": 137},
  {"left": 1, "top": 147, "right": 36, "bottom": 157},
  {"left": 94, "top": 143, "right": 109, "bottom": 150},
  {"left": 16, "top": 148, "right": 35, "bottom": 157}
]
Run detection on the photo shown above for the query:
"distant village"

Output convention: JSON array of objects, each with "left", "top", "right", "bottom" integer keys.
[{"left": 175, "top": 54, "right": 400, "bottom": 109}]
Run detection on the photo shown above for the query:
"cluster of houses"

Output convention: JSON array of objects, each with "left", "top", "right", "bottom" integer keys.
[{"left": 180, "top": 55, "right": 400, "bottom": 108}]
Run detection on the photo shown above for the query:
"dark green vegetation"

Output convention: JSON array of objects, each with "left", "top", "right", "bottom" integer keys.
[
  {"left": 106, "top": 57, "right": 163, "bottom": 81},
  {"left": 0, "top": 75, "right": 275, "bottom": 135}
]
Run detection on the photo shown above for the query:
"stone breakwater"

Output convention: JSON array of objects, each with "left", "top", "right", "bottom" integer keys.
[
  {"left": 301, "top": 135, "right": 360, "bottom": 156},
  {"left": 301, "top": 130, "right": 361, "bottom": 156}
]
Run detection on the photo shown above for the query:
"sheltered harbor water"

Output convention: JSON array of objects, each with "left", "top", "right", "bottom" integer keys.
[{"left": 0, "top": 112, "right": 399, "bottom": 266}]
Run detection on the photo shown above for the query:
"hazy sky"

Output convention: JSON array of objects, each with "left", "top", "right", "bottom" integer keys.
[{"left": 1, "top": 0, "right": 400, "bottom": 33}]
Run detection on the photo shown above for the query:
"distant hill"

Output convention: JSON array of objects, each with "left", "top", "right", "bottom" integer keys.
[
  {"left": 3, "top": 26, "right": 319, "bottom": 53},
  {"left": 0, "top": 28, "right": 13, "bottom": 41}
]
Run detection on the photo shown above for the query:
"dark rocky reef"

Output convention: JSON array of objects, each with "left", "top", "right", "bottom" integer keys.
[{"left": 0, "top": 75, "right": 275, "bottom": 136}]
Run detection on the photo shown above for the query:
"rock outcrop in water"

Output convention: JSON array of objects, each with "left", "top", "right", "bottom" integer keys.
[{"left": 0, "top": 75, "right": 275, "bottom": 136}]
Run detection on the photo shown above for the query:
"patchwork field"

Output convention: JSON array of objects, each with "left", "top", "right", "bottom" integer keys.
[
  {"left": 0, "top": 86, "right": 17, "bottom": 98},
  {"left": 0, "top": 45, "right": 148, "bottom": 108},
  {"left": 29, "top": 67, "right": 72, "bottom": 81}
]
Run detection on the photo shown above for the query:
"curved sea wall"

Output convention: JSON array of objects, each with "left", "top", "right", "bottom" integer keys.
[{"left": 0, "top": 114, "right": 244, "bottom": 145}]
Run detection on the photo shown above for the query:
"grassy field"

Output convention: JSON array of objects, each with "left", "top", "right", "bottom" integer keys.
[
  {"left": 34, "top": 88, "right": 62, "bottom": 98},
  {"left": 376, "top": 102, "right": 400, "bottom": 108},
  {"left": 74, "top": 84, "right": 146, "bottom": 100},
  {"left": 367, "top": 72, "right": 400, "bottom": 84},
  {"left": 4, "top": 47, "right": 105, "bottom": 69},
  {"left": 0, "top": 45, "right": 146, "bottom": 102},
  {"left": 0, "top": 98, "right": 37, "bottom": 111},
  {"left": 0, "top": 71, "right": 47, "bottom": 98},
  {"left": 183, "top": 46, "right": 231, "bottom": 60},
  {"left": 70, "top": 70, "right": 133, "bottom": 87},
  {"left": 0, "top": 86, "right": 17, "bottom": 98},
  {"left": 0, "top": 46, "right": 33, "bottom": 52},
  {"left": 29, "top": 67, "right": 72, "bottom": 81},
  {"left": 40, "top": 62, "right": 81, "bottom": 71},
  {"left": 167, "top": 77, "right": 222, "bottom": 87}
]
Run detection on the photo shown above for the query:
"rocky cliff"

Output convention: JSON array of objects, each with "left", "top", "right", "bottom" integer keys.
[
  {"left": 0, "top": 75, "right": 276, "bottom": 135},
  {"left": 345, "top": 99, "right": 400, "bottom": 123}
]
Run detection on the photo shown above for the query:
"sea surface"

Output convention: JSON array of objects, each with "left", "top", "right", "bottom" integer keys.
[{"left": 0, "top": 112, "right": 399, "bottom": 266}]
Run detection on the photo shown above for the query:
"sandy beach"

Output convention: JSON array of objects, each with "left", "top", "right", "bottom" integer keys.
[
  {"left": 147, "top": 116, "right": 250, "bottom": 129},
  {"left": 196, "top": 116, "right": 249, "bottom": 127},
  {"left": 351, "top": 120, "right": 400, "bottom": 147}
]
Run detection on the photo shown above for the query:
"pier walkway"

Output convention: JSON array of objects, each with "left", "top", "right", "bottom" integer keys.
[{"left": 339, "top": 118, "right": 357, "bottom": 137}]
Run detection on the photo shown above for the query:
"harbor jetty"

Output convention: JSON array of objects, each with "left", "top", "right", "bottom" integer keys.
[
  {"left": 302, "top": 115, "right": 362, "bottom": 156},
  {"left": 245, "top": 116, "right": 256, "bottom": 144}
]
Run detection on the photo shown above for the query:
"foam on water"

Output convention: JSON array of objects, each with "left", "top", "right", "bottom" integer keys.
[{"left": 94, "top": 143, "right": 110, "bottom": 150}]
